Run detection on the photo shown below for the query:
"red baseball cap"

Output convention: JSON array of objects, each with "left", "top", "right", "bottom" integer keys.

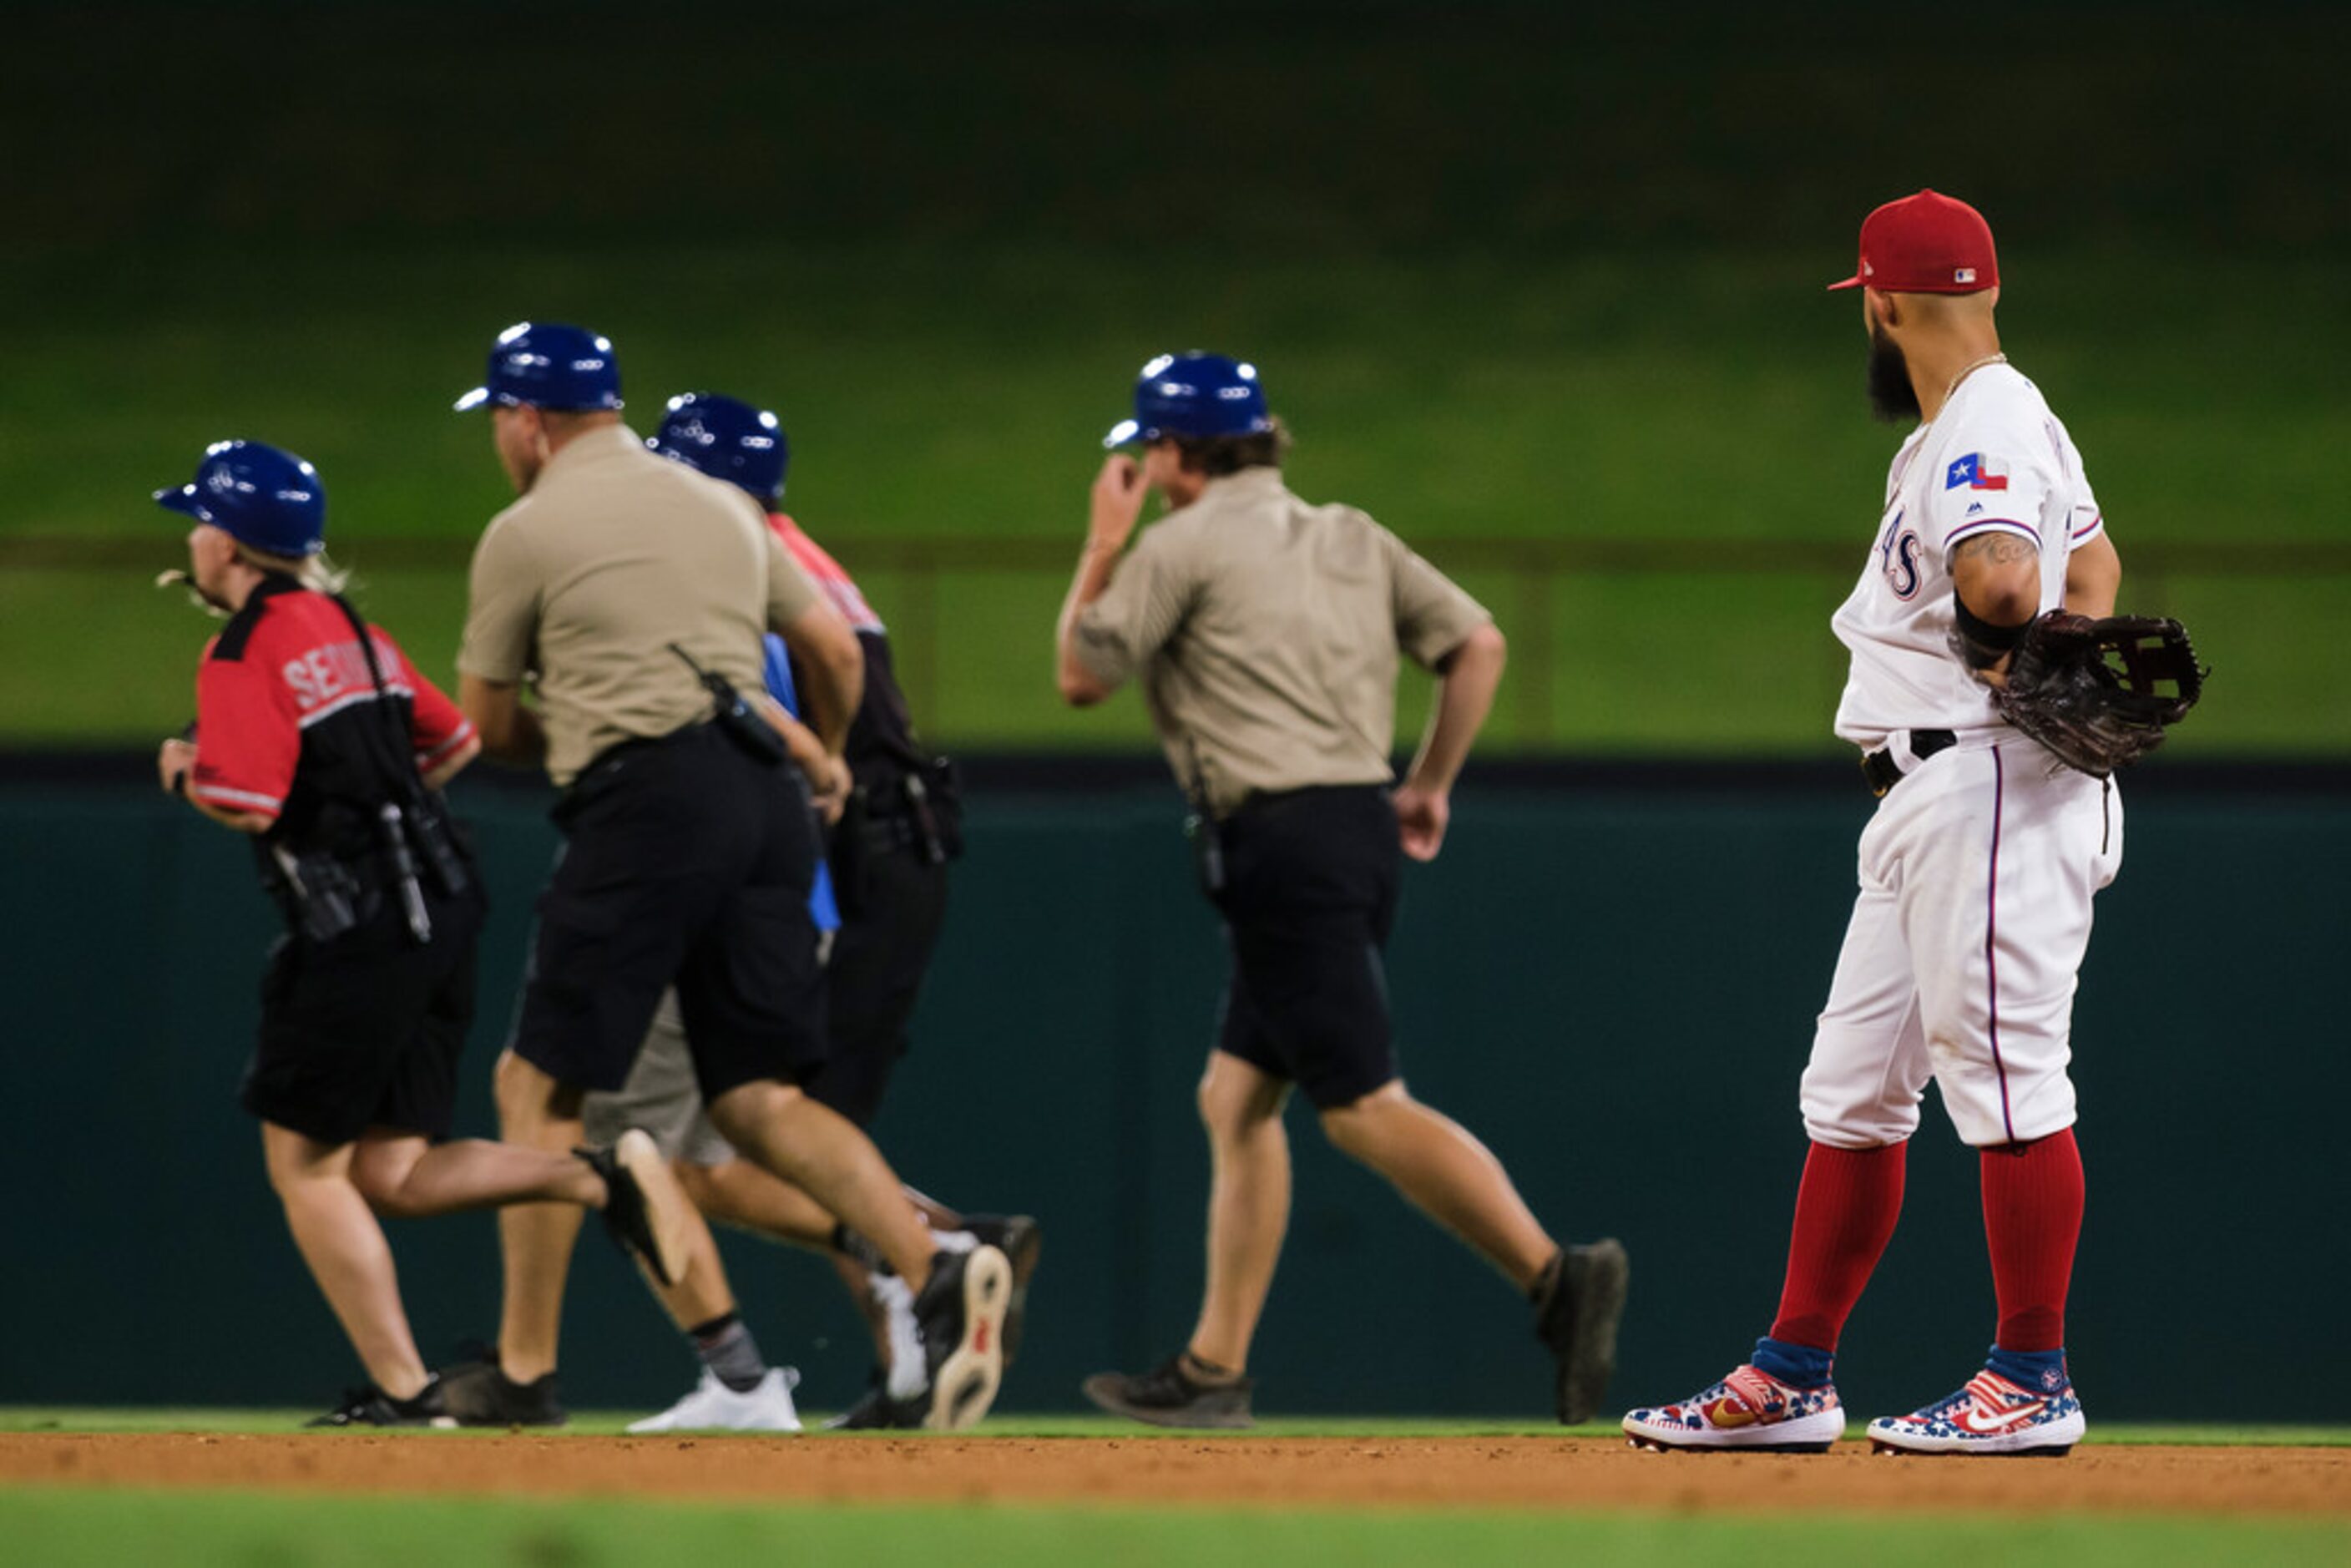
[{"left": 1828, "top": 189, "right": 1999, "bottom": 294}]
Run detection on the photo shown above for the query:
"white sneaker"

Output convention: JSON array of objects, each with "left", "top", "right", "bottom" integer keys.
[{"left": 625, "top": 1367, "right": 803, "bottom": 1434}]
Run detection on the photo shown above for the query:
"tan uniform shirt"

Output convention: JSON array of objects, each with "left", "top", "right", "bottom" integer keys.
[
  {"left": 1073, "top": 468, "right": 1490, "bottom": 816},
  {"left": 458, "top": 423, "right": 820, "bottom": 786}
]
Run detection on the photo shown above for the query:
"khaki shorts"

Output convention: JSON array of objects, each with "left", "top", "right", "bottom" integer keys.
[{"left": 579, "top": 990, "right": 739, "bottom": 1168}]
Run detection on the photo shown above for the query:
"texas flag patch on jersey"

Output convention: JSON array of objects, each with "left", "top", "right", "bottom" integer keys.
[{"left": 1946, "top": 453, "right": 2010, "bottom": 491}]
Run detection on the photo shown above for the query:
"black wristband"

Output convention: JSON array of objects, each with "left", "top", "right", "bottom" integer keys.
[{"left": 1952, "top": 591, "right": 2029, "bottom": 669}]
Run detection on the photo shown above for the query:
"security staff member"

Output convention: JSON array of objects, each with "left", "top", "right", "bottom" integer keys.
[
  {"left": 599, "top": 392, "right": 1040, "bottom": 1434},
  {"left": 447, "top": 324, "right": 1010, "bottom": 1433},
  {"left": 154, "top": 439, "right": 693, "bottom": 1427},
  {"left": 1056, "top": 354, "right": 1629, "bottom": 1429}
]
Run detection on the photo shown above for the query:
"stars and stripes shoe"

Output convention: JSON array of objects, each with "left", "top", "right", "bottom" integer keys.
[
  {"left": 1867, "top": 1368, "right": 2086, "bottom": 1456},
  {"left": 1623, "top": 1363, "right": 1845, "bottom": 1452}
]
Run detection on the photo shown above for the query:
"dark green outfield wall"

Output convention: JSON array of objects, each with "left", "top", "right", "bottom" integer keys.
[{"left": 2, "top": 758, "right": 2343, "bottom": 1421}]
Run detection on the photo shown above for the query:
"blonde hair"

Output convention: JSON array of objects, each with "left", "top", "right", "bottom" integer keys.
[{"left": 236, "top": 542, "right": 353, "bottom": 597}]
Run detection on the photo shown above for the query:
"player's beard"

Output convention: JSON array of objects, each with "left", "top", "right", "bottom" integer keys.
[{"left": 1866, "top": 322, "right": 1921, "bottom": 424}]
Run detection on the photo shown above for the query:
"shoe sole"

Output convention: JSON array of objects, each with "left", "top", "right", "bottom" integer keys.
[
  {"left": 1079, "top": 1373, "right": 1256, "bottom": 1430},
  {"left": 1623, "top": 1405, "right": 1846, "bottom": 1454},
  {"left": 1868, "top": 1407, "right": 2086, "bottom": 1457},
  {"left": 924, "top": 1244, "right": 1012, "bottom": 1433},
  {"left": 1627, "top": 1437, "right": 1837, "bottom": 1454},
  {"left": 993, "top": 1216, "right": 1043, "bottom": 1367},
  {"left": 1558, "top": 1239, "right": 1631, "bottom": 1425},
  {"left": 616, "top": 1128, "right": 696, "bottom": 1288}
]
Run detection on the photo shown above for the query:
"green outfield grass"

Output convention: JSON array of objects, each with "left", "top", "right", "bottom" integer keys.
[
  {"left": 3, "top": 1488, "right": 2345, "bottom": 1568},
  {"left": 2, "top": 242, "right": 2343, "bottom": 751}
]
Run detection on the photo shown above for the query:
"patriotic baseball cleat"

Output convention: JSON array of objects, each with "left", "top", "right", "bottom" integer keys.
[
  {"left": 1622, "top": 1363, "right": 1846, "bottom": 1452},
  {"left": 1867, "top": 1368, "right": 2085, "bottom": 1456}
]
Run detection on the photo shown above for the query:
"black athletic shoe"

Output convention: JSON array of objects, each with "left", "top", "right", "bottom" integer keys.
[
  {"left": 822, "top": 1373, "right": 910, "bottom": 1431},
  {"left": 961, "top": 1215, "right": 1043, "bottom": 1365},
  {"left": 1533, "top": 1238, "right": 1631, "bottom": 1426},
  {"left": 1081, "top": 1354, "right": 1254, "bottom": 1430},
  {"left": 306, "top": 1376, "right": 452, "bottom": 1429},
  {"left": 907, "top": 1244, "right": 1012, "bottom": 1432},
  {"left": 577, "top": 1129, "right": 692, "bottom": 1287},
  {"left": 439, "top": 1348, "right": 568, "bottom": 1428}
]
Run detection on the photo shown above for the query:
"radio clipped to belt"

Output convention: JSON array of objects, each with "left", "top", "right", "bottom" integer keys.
[{"left": 669, "top": 643, "right": 789, "bottom": 767}]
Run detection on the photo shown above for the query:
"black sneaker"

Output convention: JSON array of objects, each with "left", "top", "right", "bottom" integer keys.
[
  {"left": 306, "top": 1376, "right": 452, "bottom": 1429},
  {"left": 1081, "top": 1354, "right": 1254, "bottom": 1430},
  {"left": 907, "top": 1244, "right": 1012, "bottom": 1432},
  {"left": 439, "top": 1348, "right": 568, "bottom": 1428},
  {"left": 961, "top": 1215, "right": 1042, "bottom": 1365},
  {"left": 822, "top": 1372, "right": 910, "bottom": 1431},
  {"left": 577, "top": 1128, "right": 693, "bottom": 1287},
  {"left": 1533, "top": 1238, "right": 1631, "bottom": 1425}
]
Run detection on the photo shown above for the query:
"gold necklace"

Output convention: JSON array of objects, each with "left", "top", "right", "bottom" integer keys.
[{"left": 1934, "top": 352, "right": 2008, "bottom": 418}]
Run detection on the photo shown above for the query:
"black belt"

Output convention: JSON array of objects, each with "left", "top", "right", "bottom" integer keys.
[{"left": 1860, "top": 729, "right": 1957, "bottom": 797}]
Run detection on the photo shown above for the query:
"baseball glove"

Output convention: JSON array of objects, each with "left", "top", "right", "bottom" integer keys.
[{"left": 1988, "top": 611, "right": 2207, "bottom": 776}]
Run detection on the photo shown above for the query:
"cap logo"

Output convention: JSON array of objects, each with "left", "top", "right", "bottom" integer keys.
[{"left": 1954, "top": 267, "right": 1977, "bottom": 284}]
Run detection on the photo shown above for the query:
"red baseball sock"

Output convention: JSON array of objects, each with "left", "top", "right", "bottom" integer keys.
[
  {"left": 1980, "top": 1126, "right": 2084, "bottom": 1352},
  {"left": 1767, "top": 1141, "right": 1907, "bottom": 1352}
]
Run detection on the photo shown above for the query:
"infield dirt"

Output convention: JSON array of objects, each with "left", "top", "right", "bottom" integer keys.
[{"left": 4, "top": 1434, "right": 2345, "bottom": 1515}]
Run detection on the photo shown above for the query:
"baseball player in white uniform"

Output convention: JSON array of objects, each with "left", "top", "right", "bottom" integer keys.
[{"left": 1624, "top": 190, "right": 2125, "bottom": 1456}]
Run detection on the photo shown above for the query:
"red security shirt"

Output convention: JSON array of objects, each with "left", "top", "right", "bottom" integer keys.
[
  {"left": 190, "top": 577, "right": 473, "bottom": 832},
  {"left": 767, "top": 512, "right": 929, "bottom": 791}
]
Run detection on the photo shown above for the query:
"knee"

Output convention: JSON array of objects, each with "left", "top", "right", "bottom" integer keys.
[
  {"left": 708, "top": 1080, "right": 795, "bottom": 1145},
  {"left": 357, "top": 1174, "right": 425, "bottom": 1220},
  {"left": 1799, "top": 1060, "right": 1921, "bottom": 1148},
  {"left": 1317, "top": 1083, "right": 1407, "bottom": 1160},
  {"left": 261, "top": 1126, "right": 348, "bottom": 1202},
  {"left": 493, "top": 1050, "right": 579, "bottom": 1130},
  {"left": 1317, "top": 1104, "right": 1368, "bottom": 1159},
  {"left": 1195, "top": 1076, "right": 1260, "bottom": 1145}
]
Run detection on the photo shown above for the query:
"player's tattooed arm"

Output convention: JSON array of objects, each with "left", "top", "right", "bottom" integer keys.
[
  {"left": 1952, "top": 531, "right": 2040, "bottom": 571},
  {"left": 1949, "top": 531, "right": 2042, "bottom": 680}
]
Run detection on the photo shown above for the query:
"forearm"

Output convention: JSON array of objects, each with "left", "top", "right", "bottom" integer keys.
[
  {"left": 1055, "top": 542, "right": 1122, "bottom": 705},
  {"left": 752, "top": 693, "right": 830, "bottom": 776},
  {"left": 2063, "top": 533, "right": 2121, "bottom": 620},
  {"left": 420, "top": 734, "right": 483, "bottom": 791},
  {"left": 1403, "top": 626, "right": 1505, "bottom": 794},
  {"left": 481, "top": 706, "right": 546, "bottom": 765},
  {"left": 457, "top": 675, "right": 546, "bottom": 766},
  {"left": 777, "top": 609, "right": 862, "bottom": 754},
  {"left": 800, "top": 652, "right": 859, "bottom": 756},
  {"left": 188, "top": 795, "right": 272, "bottom": 833}
]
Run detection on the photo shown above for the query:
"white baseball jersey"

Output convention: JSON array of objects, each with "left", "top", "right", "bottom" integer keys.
[
  {"left": 1830, "top": 363, "right": 2106, "bottom": 751},
  {"left": 1803, "top": 359, "right": 2123, "bottom": 1152}
]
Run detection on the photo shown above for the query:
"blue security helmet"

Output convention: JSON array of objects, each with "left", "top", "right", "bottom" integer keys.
[
  {"left": 1103, "top": 352, "right": 1272, "bottom": 448},
  {"left": 453, "top": 321, "right": 624, "bottom": 412},
  {"left": 154, "top": 440, "right": 326, "bottom": 558},
  {"left": 650, "top": 392, "right": 790, "bottom": 504}
]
